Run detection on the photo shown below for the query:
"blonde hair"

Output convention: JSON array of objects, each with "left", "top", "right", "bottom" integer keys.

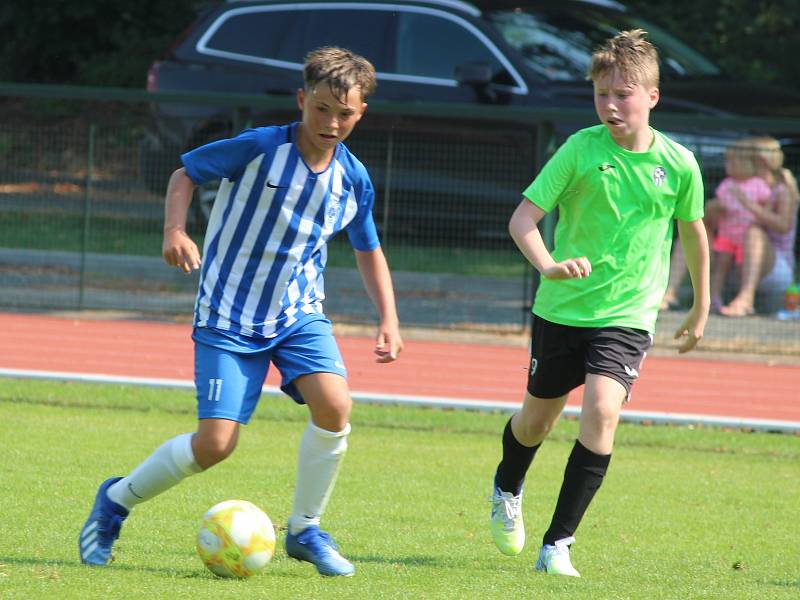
[
  {"left": 749, "top": 136, "right": 799, "bottom": 199},
  {"left": 588, "top": 29, "right": 659, "bottom": 88},
  {"left": 725, "top": 138, "right": 761, "bottom": 179},
  {"left": 303, "top": 46, "right": 377, "bottom": 102}
]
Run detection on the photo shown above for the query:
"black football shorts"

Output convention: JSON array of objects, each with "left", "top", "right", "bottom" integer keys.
[{"left": 527, "top": 315, "right": 653, "bottom": 400}]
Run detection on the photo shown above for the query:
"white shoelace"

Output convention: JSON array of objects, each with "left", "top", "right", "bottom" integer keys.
[{"left": 492, "top": 490, "right": 522, "bottom": 530}]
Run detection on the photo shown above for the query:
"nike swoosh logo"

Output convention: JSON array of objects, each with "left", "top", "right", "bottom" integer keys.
[
  {"left": 598, "top": 164, "right": 616, "bottom": 171},
  {"left": 266, "top": 181, "right": 287, "bottom": 189},
  {"left": 128, "top": 482, "right": 144, "bottom": 499}
]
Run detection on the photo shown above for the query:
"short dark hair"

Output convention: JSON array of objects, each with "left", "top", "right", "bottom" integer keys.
[{"left": 303, "top": 46, "right": 377, "bottom": 101}]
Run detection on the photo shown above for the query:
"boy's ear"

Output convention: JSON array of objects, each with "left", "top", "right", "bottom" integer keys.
[
  {"left": 296, "top": 88, "right": 305, "bottom": 111},
  {"left": 649, "top": 87, "right": 660, "bottom": 109},
  {"left": 351, "top": 102, "right": 368, "bottom": 126}
]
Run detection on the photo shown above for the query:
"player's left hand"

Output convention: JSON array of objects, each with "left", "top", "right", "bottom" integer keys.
[
  {"left": 374, "top": 327, "right": 403, "bottom": 363},
  {"left": 673, "top": 307, "right": 707, "bottom": 354}
]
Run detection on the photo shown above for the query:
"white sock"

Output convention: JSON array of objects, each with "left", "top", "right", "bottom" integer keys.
[
  {"left": 289, "top": 422, "right": 350, "bottom": 535},
  {"left": 107, "top": 433, "right": 202, "bottom": 511}
]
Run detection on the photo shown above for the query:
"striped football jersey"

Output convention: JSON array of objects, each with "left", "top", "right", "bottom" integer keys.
[{"left": 181, "top": 123, "right": 379, "bottom": 338}]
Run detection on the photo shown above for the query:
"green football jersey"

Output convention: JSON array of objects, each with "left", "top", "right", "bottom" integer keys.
[{"left": 524, "top": 125, "right": 704, "bottom": 333}]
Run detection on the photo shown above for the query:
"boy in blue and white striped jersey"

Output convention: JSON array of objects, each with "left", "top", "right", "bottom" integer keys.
[{"left": 79, "top": 47, "right": 402, "bottom": 577}]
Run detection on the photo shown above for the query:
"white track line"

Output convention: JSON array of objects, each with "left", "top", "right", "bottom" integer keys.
[{"left": 2, "top": 368, "right": 798, "bottom": 434}]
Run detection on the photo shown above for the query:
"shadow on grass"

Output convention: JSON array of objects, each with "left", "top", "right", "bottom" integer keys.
[
  {"left": 1, "top": 554, "right": 420, "bottom": 582},
  {"left": 347, "top": 552, "right": 510, "bottom": 572},
  {"left": 347, "top": 553, "right": 443, "bottom": 568},
  {"left": 0, "top": 554, "right": 199, "bottom": 577},
  {"left": 759, "top": 577, "right": 800, "bottom": 590}
]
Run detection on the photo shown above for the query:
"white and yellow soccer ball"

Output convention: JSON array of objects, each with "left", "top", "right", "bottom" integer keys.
[{"left": 196, "top": 499, "right": 276, "bottom": 578}]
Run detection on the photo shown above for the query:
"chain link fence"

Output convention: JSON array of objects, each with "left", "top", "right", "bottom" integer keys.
[{"left": 1, "top": 85, "right": 799, "bottom": 357}]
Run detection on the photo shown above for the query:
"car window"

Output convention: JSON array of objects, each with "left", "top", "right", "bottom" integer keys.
[
  {"left": 396, "top": 13, "right": 512, "bottom": 85},
  {"left": 202, "top": 10, "right": 306, "bottom": 63},
  {"left": 302, "top": 10, "right": 394, "bottom": 73},
  {"left": 487, "top": 6, "right": 721, "bottom": 82}
]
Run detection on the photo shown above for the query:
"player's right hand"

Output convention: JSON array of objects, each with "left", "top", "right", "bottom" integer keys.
[
  {"left": 162, "top": 229, "right": 201, "bottom": 274},
  {"left": 542, "top": 257, "right": 592, "bottom": 280}
]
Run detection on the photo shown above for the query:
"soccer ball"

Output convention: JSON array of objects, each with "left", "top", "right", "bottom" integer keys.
[{"left": 196, "top": 499, "right": 276, "bottom": 578}]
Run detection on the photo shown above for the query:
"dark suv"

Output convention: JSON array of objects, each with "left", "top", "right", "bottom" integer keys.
[{"left": 141, "top": 0, "right": 787, "bottom": 238}]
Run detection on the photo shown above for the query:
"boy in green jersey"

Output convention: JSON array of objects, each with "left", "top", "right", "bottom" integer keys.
[{"left": 489, "top": 29, "right": 710, "bottom": 577}]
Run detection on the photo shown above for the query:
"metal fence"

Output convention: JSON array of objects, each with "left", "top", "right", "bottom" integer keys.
[{"left": 1, "top": 84, "right": 799, "bottom": 358}]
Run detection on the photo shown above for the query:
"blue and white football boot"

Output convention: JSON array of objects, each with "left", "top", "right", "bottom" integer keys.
[
  {"left": 285, "top": 524, "right": 355, "bottom": 577},
  {"left": 79, "top": 477, "right": 129, "bottom": 565}
]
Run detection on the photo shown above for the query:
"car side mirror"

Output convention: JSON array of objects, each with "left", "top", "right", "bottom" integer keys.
[{"left": 455, "top": 62, "right": 493, "bottom": 86}]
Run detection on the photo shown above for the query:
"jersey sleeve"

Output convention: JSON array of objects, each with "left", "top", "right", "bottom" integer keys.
[
  {"left": 181, "top": 128, "right": 266, "bottom": 185},
  {"left": 521, "top": 135, "right": 578, "bottom": 212},
  {"left": 674, "top": 151, "right": 705, "bottom": 222},
  {"left": 345, "top": 175, "right": 380, "bottom": 252}
]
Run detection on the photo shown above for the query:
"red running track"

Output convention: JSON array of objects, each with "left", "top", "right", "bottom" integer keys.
[{"left": 1, "top": 312, "right": 798, "bottom": 423}]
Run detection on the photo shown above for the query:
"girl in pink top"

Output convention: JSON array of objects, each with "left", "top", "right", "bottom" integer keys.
[
  {"left": 660, "top": 138, "right": 797, "bottom": 314},
  {"left": 710, "top": 140, "right": 771, "bottom": 310},
  {"left": 720, "top": 136, "right": 799, "bottom": 316}
]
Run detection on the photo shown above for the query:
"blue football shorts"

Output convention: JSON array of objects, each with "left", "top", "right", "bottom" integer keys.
[{"left": 193, "top": 315, "right": 347, "bottom": 424}]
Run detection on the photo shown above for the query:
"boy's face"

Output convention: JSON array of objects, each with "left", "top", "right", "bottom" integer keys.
[
  {"left": 296, "top": 83, "right": 366, "bottom": 155},
  {"left": 593, "top": 69, "right": 659, "bottom": 149}
]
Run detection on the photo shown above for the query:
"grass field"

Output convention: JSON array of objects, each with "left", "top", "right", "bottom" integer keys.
[{"left": 2, "top": 379, "right": 799, "bottom": 599}]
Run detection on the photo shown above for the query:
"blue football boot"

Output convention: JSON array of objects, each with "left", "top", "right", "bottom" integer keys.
[
  {"left": 285, "top": 525, "right": 355, "bottom": 577},
  {"left": 79, "top": 477, "right": 129, "bottom": 565}
]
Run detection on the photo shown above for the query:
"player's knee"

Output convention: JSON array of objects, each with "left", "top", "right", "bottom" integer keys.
[
  {"left": 332, "top": 397, "right": 352, "bottom": 423},
  {"left": 309, "top": 396, "right": 352, "bottom": 432},
  {"left": 194, "top": 434, "right": 238, "bottom": 468},
  {"left": 584, "top": 405, "right": 619, "bottom": 435},
  {"left": 516, "top": 414, "right": 557, "bottom": 441}
]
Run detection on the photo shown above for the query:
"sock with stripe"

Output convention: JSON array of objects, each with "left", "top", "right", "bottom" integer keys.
[
  {"left": 289, "top": 421, "right": 350, "bottom": 535},
  {"left": 107, "top": 433, "right": 202, "bottom": 511}
]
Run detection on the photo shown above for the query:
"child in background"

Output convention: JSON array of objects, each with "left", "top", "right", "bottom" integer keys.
[
  {"left": 720, "top": 136, "right": 799, "bottom": 316},
  {"left": 710, "top": 139, "right": 772, "bottom": 312}
]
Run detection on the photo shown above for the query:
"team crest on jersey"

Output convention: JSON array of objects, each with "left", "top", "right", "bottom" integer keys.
[
  {"left": 325, "top": 198, "right": 341, "bottom": 223},
  {"left": 652, "top": 166, "right": 667, "bottom": 187}
]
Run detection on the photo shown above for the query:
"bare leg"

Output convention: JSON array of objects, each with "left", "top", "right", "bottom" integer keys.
[
  {"left": 578, "top": 374, "right": 626, "bottom": 455},
  {"left": 721, "top": 226, "right": 775, "bottom": 316},
  {"left": 296, "top": 372, "right": 352, "bottom": 431},
  {"left": 192, "top": 418, "right": 240, "bottom": 469},
  {"left": 512, "top": 391, "right": 569, "bottom": 446},
  {"left": 709, "top": 250, "right": 733, "bottom": 311}
]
